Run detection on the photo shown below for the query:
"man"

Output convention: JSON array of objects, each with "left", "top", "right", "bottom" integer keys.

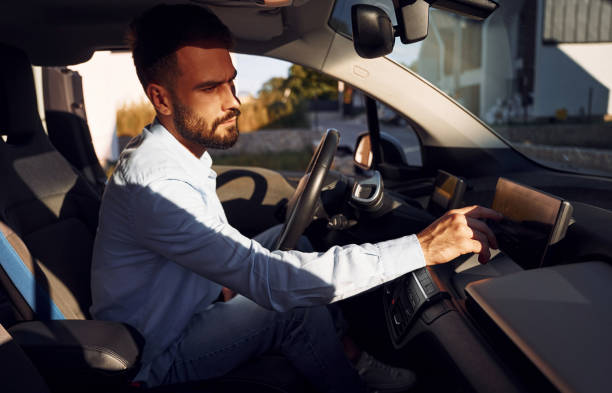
[{"left": 91, "top": 4, "right": 501, "bottom": 392}]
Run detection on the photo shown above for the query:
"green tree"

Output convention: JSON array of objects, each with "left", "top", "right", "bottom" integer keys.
[
  {"left": 285, "top": 65, "right": 338, "bottom": 101},
  {"left": 239, "top": 64, "right": 338, "bottom": 131}
]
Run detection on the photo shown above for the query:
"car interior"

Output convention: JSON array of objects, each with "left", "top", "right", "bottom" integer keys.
[{"left": 1, "top": 1, "right": 612, "bottom": 393}]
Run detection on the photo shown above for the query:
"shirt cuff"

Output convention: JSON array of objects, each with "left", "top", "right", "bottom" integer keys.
[{"left": 377, "top": 234, "right": 427, "bottom": 282}]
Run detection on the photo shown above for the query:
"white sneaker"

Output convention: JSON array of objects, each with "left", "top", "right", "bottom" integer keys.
[{"left": 355, "top": 351, "right": 417, "bottom": 393}]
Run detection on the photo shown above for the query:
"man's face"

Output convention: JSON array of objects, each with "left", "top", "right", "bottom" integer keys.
[{"left": 169, "top": 41, "right": 241, "bottom": 150}]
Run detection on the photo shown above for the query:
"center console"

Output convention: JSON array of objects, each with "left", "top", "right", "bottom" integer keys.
[
  {"left": 382, "top": 267, "right": 448, "bottom": 347},
  {"left": 383, "top": 170, "right": 467, "bottom": 347},
  {"left": 383, "top": 176, "right": 574, "bottom": 349}
]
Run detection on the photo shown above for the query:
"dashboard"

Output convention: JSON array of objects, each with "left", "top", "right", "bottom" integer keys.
[
  {"left": 376, "top": 171, "right": 612, "bottom": 393},
  {"left": 310, "top": 164, "right": 612, "bottom": 392}
]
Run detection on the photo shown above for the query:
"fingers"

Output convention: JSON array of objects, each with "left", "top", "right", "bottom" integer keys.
[
  {"left": 420, "top": 205, "right": 499, "bottom": 266},
  {"left": 453, "top": 205, "right": 502, "bottom": 221},
  {"left": 467, "top": 217, "right": 498, "bottom": 249},
  {"left": 466, "top": 231, "right": 492, "bottom": 264},
  {"left": 478, "top": 246, "right": 491, "bottom": 264}
]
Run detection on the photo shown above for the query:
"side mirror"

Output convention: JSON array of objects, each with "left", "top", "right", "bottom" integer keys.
[
  {"left": 354, "top": 133, "right": 374, "bottom": 169},
  {"left": 353, "top": 131, "right": 410, "bottom": 170},
  {"left": 351, "top": 4, "right": 396, "bottom": 59}
]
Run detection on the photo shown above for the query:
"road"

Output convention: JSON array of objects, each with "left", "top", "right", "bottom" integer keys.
[{"left": 213, "top": 110, "right": 423, "bottom": 175}]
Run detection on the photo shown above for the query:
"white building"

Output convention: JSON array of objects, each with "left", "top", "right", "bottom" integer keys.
[{"left": 416, "top": 0, "right": 612, "bottom": 122}]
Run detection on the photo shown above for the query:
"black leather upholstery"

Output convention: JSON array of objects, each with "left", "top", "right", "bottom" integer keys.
[
  {"left": 46, "top": 110, "right": 107, "bottom": 194},
  {"left": 43, "top": 65, "right": 107, "bottom": 193},
  {"left": 9, "top": 320, "right": 143, "bottom": 392},
  {"left": 0, "top": 45, "right": 46, "bottom": 140},
  {"left": 0, "top": 43, "right": 101, "bottom": 321},
  {"left": 0, "top": 42, "right": 143, "bottom": 391},
  {"left": 0, "top": 322, "right": 51, "bottom": 393}
]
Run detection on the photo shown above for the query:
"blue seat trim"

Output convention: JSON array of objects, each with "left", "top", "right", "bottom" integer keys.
[{"left": 0, "top": 230, "right": 65, "bottom": 320}]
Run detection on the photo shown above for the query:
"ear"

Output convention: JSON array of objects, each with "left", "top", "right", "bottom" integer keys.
[{"left": 146, "top": 83, "right": 173, "bottom": 116}]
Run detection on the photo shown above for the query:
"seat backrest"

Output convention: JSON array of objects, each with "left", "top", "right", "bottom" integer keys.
[
  {"left": 43, "top": 66, "right": 107, "bottom": 194},
  {"left": 0, "top": 43, "right": 101, "bottom": 324}
]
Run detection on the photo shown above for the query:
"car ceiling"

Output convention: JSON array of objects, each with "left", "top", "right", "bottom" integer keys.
[{"left": 0, "top": 0, "right": 328, "bottom": 66}]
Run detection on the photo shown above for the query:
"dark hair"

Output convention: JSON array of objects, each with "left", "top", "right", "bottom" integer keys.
[{"left": 128, "top": 4, "right": 233, "bottom": 90}]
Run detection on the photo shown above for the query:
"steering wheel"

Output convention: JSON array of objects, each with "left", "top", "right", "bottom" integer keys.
[{"left": 273, "top": 129, "right": 339, "bottom": 251}]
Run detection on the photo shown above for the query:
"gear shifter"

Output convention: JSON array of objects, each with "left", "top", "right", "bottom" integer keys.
[{"left": 350, "top": 170, "right": 385, "bottom": 213}]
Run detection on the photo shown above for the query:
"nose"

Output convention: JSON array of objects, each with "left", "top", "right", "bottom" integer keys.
[{"left": 221, "top": 83, "right": 241, "bottom": 111}]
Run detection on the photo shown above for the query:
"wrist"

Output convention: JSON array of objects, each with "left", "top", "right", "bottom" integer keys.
[{"left": 416, "top": 233, "right": 432, "bottom": 266}]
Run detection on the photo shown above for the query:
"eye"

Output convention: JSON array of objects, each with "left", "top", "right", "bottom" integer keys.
[{"left": 201, "top": 85, "right": 216, "bottom": 92}]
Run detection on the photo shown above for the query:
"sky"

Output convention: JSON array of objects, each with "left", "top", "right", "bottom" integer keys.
[
  {"left": 233, "top": 54, "right": 292, "bottom": 97},
  {"left": 72, "top": 51, "right": 292, "bottom": 105}
]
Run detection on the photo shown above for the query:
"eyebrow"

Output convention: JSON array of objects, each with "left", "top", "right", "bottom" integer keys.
[{"left": 193, "top": 69, "right": 238, "bottom": 90}]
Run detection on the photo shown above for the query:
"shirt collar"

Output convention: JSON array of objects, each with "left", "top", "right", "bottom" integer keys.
[{"left": 148, "top": 118, "right": 215, "bottom": 175}]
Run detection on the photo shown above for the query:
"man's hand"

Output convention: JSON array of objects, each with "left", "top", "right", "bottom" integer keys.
[{"left": 417, "top": 205, "right": 502, "bottom": 266}]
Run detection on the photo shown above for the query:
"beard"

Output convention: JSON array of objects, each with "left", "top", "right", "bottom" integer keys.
[{"left": 172, "top": 99, "right": 240, "bottom": 150}]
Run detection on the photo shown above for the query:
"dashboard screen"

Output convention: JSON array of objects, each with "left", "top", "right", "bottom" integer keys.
[
  {"left": 489, "top": 178, "right": 564, "bottom": 269},
  {"left": 428, "top": 170, "right": 466, "bottom": 217}
]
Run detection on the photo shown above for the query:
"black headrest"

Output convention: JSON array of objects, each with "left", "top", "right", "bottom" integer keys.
[{"left": 0, "top": 44, "right": 46, "bottom": 140}]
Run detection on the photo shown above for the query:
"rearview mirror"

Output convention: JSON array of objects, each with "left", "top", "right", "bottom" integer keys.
[
  {"left": 351, "top": 0, "right": 498, "bottom": 59},
  {"left": 351, "top": 1, "right": 431, "bottom": 58},
  {"left": 394, "top": 0, "right": 430, "bottom": 44},
  {"left": 351, "top": 4, "right": 396, "bottom": 59}
]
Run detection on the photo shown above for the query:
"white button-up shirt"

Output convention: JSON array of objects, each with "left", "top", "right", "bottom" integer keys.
[{"left": 90, "top": 120, "right": 426, "bottom": 386}]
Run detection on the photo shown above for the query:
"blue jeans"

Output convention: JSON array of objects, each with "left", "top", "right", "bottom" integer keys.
[{"left": 162, "top": 225, "right": 366, "bottom": 392}]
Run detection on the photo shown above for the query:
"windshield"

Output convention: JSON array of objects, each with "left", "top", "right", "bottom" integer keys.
[{"left": 330, "top": 0, "right": 612, "bottom": 177}]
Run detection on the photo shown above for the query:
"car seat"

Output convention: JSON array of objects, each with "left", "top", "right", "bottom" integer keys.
[
  {"left": 43, "top": 66, "right": 108, "bottom": 194},
  {"left": 0, "top": 42, "right": 143, "bottom": 392},
  {"left": 0, "top": 43, "right": 313, "bottom": 393},
  {"left": 0, "top": 322, "right": 51, "bottom": 393}
]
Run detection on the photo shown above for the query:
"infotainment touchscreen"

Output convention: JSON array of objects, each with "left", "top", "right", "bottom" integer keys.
[
  {"left": 427, "top": 170, "right": 466, "bottom": 217},
  {"left": 489, "top": 178, "right": 573, "bottom": 269}
]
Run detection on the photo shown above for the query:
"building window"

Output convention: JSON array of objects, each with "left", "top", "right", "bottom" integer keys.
[{"left": 543, "top": 0, "right": 612, "bottom": 44}]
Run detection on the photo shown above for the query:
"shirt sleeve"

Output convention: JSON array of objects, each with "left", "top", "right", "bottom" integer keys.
[{"left": 131, "top": 178, "right": 426, "bottom": 312}]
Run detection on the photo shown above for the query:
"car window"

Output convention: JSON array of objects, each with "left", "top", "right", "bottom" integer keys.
[
  {"left": 67, "top": 52, "right": 383, "bottom": 175},
  {"left": 376, "top": 103, "right": 422, "bottom": 167},
  {"left": 330, "top": 0, "right": 612, "bottom": 177}
]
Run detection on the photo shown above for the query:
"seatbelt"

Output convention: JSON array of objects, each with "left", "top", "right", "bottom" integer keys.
[{"left": 0, "top": 230, "right": 65, "bottom": 320}]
